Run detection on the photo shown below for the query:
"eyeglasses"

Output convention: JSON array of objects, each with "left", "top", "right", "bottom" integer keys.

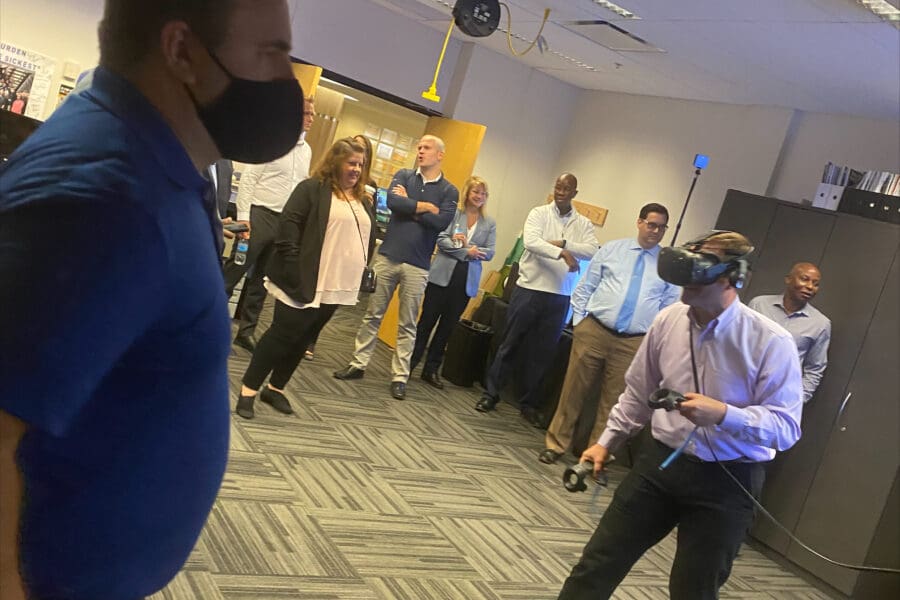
[{"left": 641, "top": 220, "right": 668, "bottom": 232}]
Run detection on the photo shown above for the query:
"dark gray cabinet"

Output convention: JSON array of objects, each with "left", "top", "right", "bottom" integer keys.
[
  {"left": 789, "top": 249, "right": 900, "bottom": 595},
  {"left": 716, "top": 190, "right": 900, "bottom": 598}
]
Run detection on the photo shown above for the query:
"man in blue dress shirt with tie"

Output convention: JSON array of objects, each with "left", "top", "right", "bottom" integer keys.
[{"left": 541, "top": 203, "right": 680, "bottom": 464}]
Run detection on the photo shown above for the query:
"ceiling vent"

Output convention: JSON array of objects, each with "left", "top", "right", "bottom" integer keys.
[{"left": 561, "top": 20, "right": 665, "bottom": 53}]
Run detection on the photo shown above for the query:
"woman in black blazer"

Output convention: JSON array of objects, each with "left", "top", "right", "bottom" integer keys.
[
  {"left": 236, "top": 138, "right": 376, "bottom": 419},
  {"left": 305, "top": 133, "right": 378, "bottom": 361}
]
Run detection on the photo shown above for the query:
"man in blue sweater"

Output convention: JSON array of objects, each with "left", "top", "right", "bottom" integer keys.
[{"left": 335, "top": 135, "right": 458, "bottom": 399}]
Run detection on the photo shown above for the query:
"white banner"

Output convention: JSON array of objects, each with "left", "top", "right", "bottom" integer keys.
[{"left": 0, "top": 41, "right": 57, "bottom": 120}]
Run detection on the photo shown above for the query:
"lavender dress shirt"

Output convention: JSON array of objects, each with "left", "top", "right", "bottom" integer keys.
[{"left": 598, "top": 299, "right": 803, "bottom": 463}]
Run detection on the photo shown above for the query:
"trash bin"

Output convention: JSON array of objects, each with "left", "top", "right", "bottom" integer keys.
[{"left": 441, "top": 319, "right": 494, "bottom": 387}]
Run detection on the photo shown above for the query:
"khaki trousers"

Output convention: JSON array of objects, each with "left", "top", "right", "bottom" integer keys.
[
  {"left": 350, "top": 255, "right": 429, "bottom": 382},
  {"left": 545, "top": 316, "right": 644, "bottom": 454}
]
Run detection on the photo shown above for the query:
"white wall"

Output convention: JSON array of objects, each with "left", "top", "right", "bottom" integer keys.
[
  {"left": 554, "top": 92, "right": 794, "bottom": 246},
  {"left": 289, "top": 0, "right": 461, "bottom": 114},
  {"left": 450, "top": 45, "right": 581, "bottom": 271},
  {"left": 768, "top": 111, "right": 900, "bottom": 204},
  {"left": 0, "top": 0, "right": 103, "bottom": 119},
  {"left": 5, "top": 0, "right": 896, "bottom": 255}
]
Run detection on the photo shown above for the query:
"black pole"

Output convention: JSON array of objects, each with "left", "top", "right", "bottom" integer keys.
[{"left": 670, "top": 168, "right": 702, "bottom": 246}]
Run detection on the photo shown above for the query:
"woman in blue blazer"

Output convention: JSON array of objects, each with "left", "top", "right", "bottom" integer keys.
[{"left": 410, "top": 176, "right": 496, "bottom": 388}]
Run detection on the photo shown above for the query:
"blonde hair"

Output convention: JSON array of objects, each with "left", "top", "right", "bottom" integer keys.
[
  {"left": 460, "top": 176, "right": 489, "bottom": 217},
  {"left": 420, "top": 134, "right": 445, "bottom": 152}
]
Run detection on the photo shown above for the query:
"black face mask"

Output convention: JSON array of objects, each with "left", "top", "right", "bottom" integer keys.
[{"left": 188, "top": 51, "right": 304, "bottom": 164}]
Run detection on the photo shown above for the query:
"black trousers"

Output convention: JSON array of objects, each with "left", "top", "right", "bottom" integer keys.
[
  {"left": 410, "top": 261, "right": 470, "bottom": 374},
  {"left": 242, "top": 301, "right": 338, "bottom": 390},
  {"left": 222, "top": 204, "right": 280, "bottom": 338},
  {"left": 483, "top": 286, "right": 570, "bottom": 410},
  {"left": 558, "top": 438, "right": 764, "bottom": 600}
]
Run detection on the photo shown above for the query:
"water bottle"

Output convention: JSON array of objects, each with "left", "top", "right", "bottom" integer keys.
[
  {"left": 234, "top": 238, "right": 249, "bottom": 266},
  {"left": 452, "top": 222, "right": 464, "bottom": 249}
]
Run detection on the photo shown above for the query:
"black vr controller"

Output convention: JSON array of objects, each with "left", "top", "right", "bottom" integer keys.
[
  {"left": 563, "top": 461, "right": 609, "bottom": 493},
  {"left": 648, "top": 388, "right": 686, "bottom": 411}
]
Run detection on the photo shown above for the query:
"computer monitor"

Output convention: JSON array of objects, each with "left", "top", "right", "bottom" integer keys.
[{"left": 0, "top": 110, "right": 42, "bottom": 161}]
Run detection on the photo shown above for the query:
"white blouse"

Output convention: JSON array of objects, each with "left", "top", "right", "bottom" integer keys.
[{"left": 266, "top": 194, "right": 371, "bottom": 309}]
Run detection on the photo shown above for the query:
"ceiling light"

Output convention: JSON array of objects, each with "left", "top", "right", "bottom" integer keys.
[
  {"left": 319, "top": 77, "right": 359, "bottom": 101},
  {"left": 857, "top": 0, "right": 900, "bottom": 25},
  {"left": 592, "top": 0, "right": 640, "bottom": 20}
]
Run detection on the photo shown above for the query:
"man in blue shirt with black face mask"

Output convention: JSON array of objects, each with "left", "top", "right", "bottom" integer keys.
[{"left": 0, "top": 1, "right": 303, "bottom": 598}]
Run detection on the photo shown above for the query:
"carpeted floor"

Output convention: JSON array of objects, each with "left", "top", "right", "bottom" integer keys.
[{"left": 150, "top": 298, "right": 837, "bottom": 600}]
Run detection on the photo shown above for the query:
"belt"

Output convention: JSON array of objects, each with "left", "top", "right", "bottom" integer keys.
[
  {"left": 251, "top": 204, "right": 281, "bottom": 215},
  {"left": 590, "top": 314, "right": 645, "bottom": 338},
  {"left": 652, "top": 438, "right": 756, "bottom": 467}
]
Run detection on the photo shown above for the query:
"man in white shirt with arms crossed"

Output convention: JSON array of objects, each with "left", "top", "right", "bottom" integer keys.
[{"left": 475, "top": 173, "right": 598, "bottom": 425}]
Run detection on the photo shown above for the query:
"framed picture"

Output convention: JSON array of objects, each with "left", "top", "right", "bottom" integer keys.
[
  {"left": 364, "top": 122, "right": 381, "bottom": 140},
  {"left": 380, "top": 128, "right": 397, "bottom": 145},
  {"left": 376, "top": 142, "right": 394, "bottom": 160}
]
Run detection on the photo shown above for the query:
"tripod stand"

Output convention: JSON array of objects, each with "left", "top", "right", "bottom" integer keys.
[{"left": 669, "top": 167, "right": 703, "bottom": 246}]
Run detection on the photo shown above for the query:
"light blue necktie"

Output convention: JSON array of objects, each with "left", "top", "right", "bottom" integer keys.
[{"left": 614, "top": 250, "right": 646, "bottom": 332}]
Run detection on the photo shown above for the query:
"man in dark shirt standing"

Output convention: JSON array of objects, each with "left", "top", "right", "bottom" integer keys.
[
  {"left": 0, "top": 1, "right": 302, "bottom": 598},
  {"left": 334, "top": 135, "right": 458, "bottom": 399}
]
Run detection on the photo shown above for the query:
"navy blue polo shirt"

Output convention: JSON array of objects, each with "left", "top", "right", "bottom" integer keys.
[
  {"left": 380, "top": 168, "right": 458, "bottom": 270},
  {"left": 0, "top": 67, "right": 231, "bottom": 599}
]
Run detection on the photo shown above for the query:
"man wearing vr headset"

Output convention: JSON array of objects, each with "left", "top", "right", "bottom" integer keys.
[{"left": 558, "top": 231, "right": 803, "bottom": 600}]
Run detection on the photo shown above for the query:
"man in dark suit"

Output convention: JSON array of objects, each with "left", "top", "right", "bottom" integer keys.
[{"left": 210, "top": 159, "right": 234, "bottom": 219}]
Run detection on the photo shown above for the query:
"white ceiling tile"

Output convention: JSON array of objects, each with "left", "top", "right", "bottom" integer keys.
[{"left": 377, "top": 0, "right": 900, "bottom": 118}]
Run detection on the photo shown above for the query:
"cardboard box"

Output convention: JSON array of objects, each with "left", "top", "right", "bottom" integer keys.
[{"left": 460, "top": 290, "right": 486, "bottom": 321}]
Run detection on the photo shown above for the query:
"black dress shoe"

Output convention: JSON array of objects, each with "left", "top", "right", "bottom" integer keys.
[
  {"left": 235, "top": 394, "right": 255, "bottom": 419},
  {"left": 390, "top": 381, "right": 406, "bottom": 400},
  {"left": 420, "top": 371, "right": 444, "bottom": 389},
  {"left": 475, "top": 395, "right": 498, "bottom": 413},
  {"left": 233, "top": 334, "right": 256, "bottom": 352},
  {"left": 538, "top": 449, "right": 563, "bottom": 464},
  {"left": 520, "top": 407, "right": 544, "bottom": 429},
  {"left": 333, "top": 365, "right": 365, "bottom": 380},
  {"left": 260, "top": 387, "right": 293, "bottom": 414}
]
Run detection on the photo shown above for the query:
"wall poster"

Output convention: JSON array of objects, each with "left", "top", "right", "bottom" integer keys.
[{"left": 0, "top": 41, "right": 56, "bottom": 120}]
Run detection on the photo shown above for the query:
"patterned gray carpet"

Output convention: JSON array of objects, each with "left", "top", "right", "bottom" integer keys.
[{"left": 150, "top": 298, "right": 836, "bottom": 600}]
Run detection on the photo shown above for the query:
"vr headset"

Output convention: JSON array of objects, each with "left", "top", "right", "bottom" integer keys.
[{"left": 658, "top": 231, "right": 754, "bottom": 289}]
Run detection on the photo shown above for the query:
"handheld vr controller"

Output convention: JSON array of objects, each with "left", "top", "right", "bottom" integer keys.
[
  {"left": 563, "top": 461, "right": 609, "bottom": 493},
  {"left": 648, "top": 388, "right": 686, "bottom": 411}
]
